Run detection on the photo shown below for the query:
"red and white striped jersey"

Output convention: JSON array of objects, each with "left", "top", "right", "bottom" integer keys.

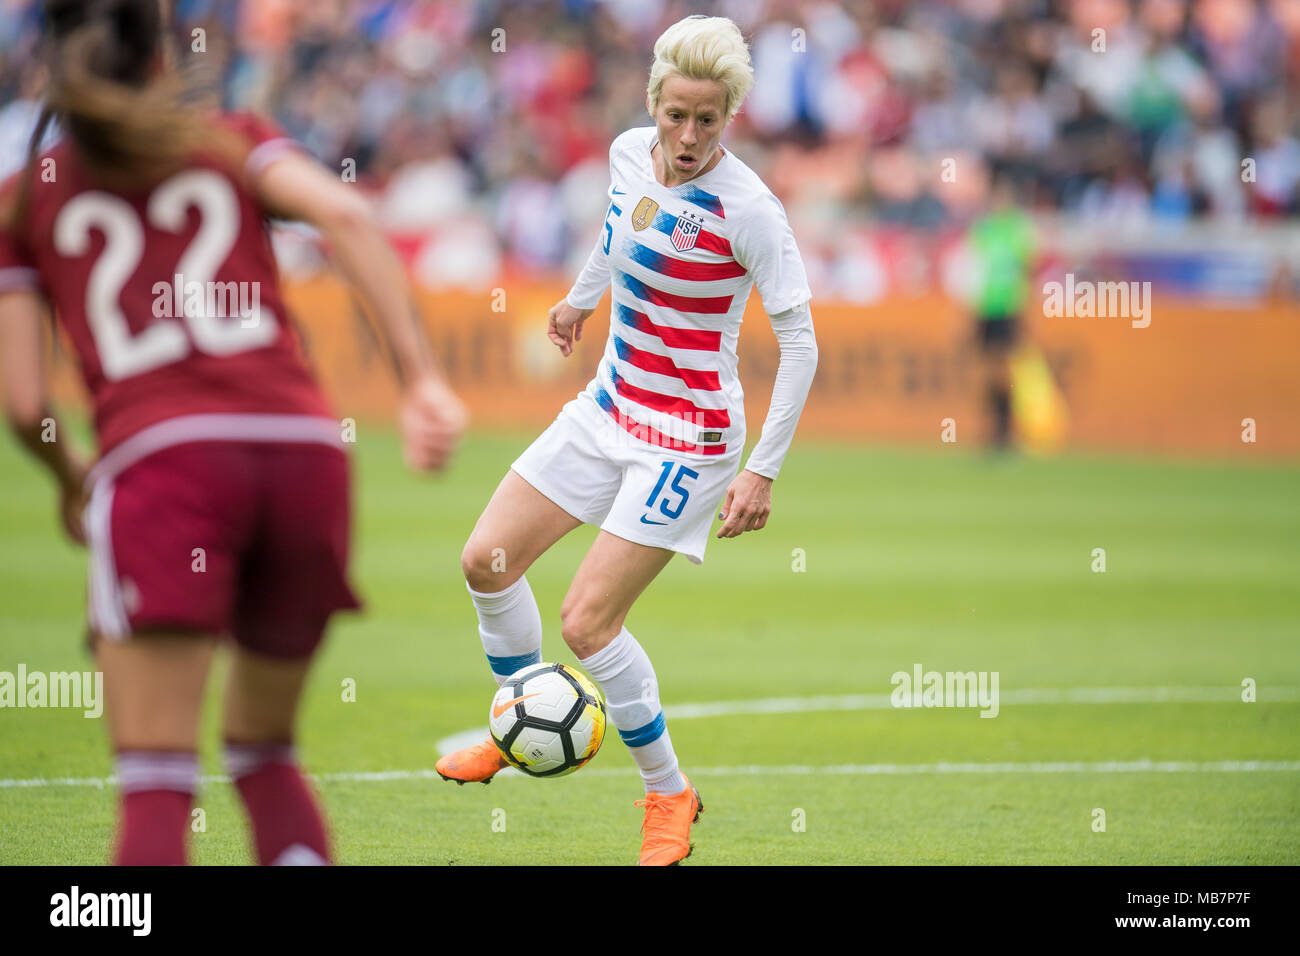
[{"left": 566, "top": 127, "right": 811, "bottom": 458}]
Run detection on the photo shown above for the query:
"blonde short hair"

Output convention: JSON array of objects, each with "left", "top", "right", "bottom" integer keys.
[{"left": 646, "top": 15, "right": 754, "bottom": 120}]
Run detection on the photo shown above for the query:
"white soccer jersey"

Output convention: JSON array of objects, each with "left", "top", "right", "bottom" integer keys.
[{"left": 566, "top": 126, "right": 812, "bottom": 460}]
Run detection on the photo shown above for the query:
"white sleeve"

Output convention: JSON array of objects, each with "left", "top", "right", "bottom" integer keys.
[
  {"left": 566, "top": 134, "right": 630, "bottom": 311},
  {"left": 565, "top": 230, "right": 610, "bottom": 311},
  {"left": 744, "top": 304, "right": 818, "bottom": 480},
  {"left": 733, "top": 188, "right": 815, "bottom": 478},
  {"left": 732, "top": 189, "right": 812, "bottom": 317}
]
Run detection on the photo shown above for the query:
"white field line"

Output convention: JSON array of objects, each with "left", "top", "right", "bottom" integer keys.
[
  {"left": 3, "top": 686, "right": 1297, "bottom": 790},
  {"left": 3, "top": 760, "right": 1299, "bottom": 790},
  {"left": 435, "top": 684, "right": 1300, "bottom": 758},
  {"left": 666, "top": 685, "right": 1300, "bottom": 719}
]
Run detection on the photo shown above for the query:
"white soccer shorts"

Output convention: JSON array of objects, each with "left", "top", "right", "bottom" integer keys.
[{"left": 510, "top": 390, "right": 742, "bottom": 564}]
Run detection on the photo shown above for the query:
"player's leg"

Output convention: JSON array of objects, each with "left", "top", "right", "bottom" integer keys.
[
  {"left": 560, "top": 530, "right": 677, "bottom": 785},
  {"left": 83, "top": 444, "right": 251, "bottom": 866},
  {"left": 460, "top": 469, "right": 582, "bottom": 683},
  {"left": 222, "top": 646, "right": 330, "bottom": 865},
  {"left": 561, "top": 531, "right": 702, "bottom": 865},
  {"left": 444, "top": 396, "right": 627, "bottom": 784},
  {"left": 458, "top": 397, "right": 622, "bottom": 691},
  {"left": 978, "top": 317, "right": 1016, "bottom": 448},
  {"left": 439, "top": 471, "right": 584, "bottom": 784},
  {"left": 225, "top": 443, "right": 356, "bottom": 865},
  {"left": 96, "top": 631, "right": 215, "bottom": 866},
  {"left": 565, "top": 445, "right": 733, "bottom": 863}
]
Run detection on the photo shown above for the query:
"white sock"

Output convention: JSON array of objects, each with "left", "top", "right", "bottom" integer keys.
[
  {"left": 578, "top": 627, "right": 685, "bottom": 795},
  {"left": 468, "top": 575, "right": 542, "bottom": 685}
]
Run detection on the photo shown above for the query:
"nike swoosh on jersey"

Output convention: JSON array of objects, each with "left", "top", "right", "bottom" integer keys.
[{"left": 640, "top": 515, "right": 669, "bottom": 525}]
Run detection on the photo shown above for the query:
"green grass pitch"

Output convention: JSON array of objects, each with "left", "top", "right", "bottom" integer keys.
[{"left": 1, "top": 424, "right": 1297, "bottom": 865}]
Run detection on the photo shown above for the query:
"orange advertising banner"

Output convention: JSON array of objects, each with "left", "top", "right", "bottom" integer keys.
[{"left": 42, "top": 277, "right": 1300, "bottom": 458}]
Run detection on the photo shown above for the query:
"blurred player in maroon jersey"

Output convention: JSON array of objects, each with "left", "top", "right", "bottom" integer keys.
[{"left": 0, "top": 0, "right": 466, "bottom": 865}]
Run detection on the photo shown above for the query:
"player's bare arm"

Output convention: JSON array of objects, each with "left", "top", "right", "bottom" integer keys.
[
  {"left": 252, "top": 152, "right": 467, "bottom": 471},
  {"left": 0, "top": 289, "right": 89, "bottom": 544}
]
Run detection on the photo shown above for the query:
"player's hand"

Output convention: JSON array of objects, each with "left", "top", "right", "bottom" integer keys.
[
  {"left": 716, "top": 470, "right": 772, "bottom": 538},
  {"left": 57, "top": 459, "right": 89, "bottom": 547},
  {"left": 399, "top": 373, "right": 467, "bottom": 472},
  {"left": 547, "top": 299, "right": 593, "bottom": 357}
]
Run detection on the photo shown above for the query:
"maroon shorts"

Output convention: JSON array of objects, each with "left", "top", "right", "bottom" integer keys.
[{"left": 84, "top": 441, "right": 360, "bottom": 659}]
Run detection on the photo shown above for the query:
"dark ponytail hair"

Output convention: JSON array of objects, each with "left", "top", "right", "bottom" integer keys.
[
  {"left": 41, "top": 0, "right": 216, "bottom": 188},
  {"left": 5, "top": 0, "right": 249, "bottom": 233}
]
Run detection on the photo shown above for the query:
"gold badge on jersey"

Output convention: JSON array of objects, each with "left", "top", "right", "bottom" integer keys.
[{"left": 631, "top": 196, "right": 659, "bottom": 231}]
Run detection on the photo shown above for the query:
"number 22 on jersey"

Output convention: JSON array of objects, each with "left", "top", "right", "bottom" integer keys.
[{"left": 52, "top": 169, "right": 276, "bottom": 381}]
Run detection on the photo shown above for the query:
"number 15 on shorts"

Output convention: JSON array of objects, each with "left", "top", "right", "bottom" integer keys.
[{"left": 642, "top": 461, "right": 698, "bottom": 524}]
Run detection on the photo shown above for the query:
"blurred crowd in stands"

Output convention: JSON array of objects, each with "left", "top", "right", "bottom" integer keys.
[{"left": 1, "top": 0, "right": 1297, "bottom": 293}]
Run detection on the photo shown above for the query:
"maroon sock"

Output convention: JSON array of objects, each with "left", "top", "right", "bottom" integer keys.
[
  {"left": 227, "top": 743, "right": 331, "bottom": 865},
  {"left": 113, "top": 751, "right": 197, "bottom": 866}
]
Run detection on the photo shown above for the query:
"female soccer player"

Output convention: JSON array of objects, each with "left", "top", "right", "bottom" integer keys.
[
  {"left": 440, "top": 15, "right": 818, "bottom": 865},
  {"left": 0, "top": 0, "right": 465, "bottom": 865}
]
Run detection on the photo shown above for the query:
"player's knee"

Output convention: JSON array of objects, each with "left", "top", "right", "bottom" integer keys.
[
  {"left": 559, "top": 599, "right": 618, "bottom": 659},
  {"left": 462, "top": 535, "right": 529, "bottom": 593},
  {"left": 460, "top": 540, "right": 497, "bottom": 592},
  {"left": 222, "top": 716, "right": 293, "bottom": 745},
  {"left": 113, "top": 720, "right": 198, "bottom": 753},
  {"left": 223, "top": 692, "right": 295, "bottom": 744}
]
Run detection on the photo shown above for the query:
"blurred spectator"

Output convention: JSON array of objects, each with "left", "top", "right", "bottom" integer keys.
[
  {"left": 1248, "top": 92, "right": 1300, "bottom": 216},
  {"left": 0, "top": 0, "right": 1293, "bottom": 288}
]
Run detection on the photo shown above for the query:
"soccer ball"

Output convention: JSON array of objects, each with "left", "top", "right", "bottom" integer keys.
[{"left": 489, "top": 662, "right": 607, "bottom": 777}]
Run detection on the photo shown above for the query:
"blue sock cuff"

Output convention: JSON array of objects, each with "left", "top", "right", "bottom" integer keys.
[
  {"left": 486, "top": 650, "right": 541, "bottom": 678},
  {"left": 617, "top": 711, "right": 666, "bottom": 748}
]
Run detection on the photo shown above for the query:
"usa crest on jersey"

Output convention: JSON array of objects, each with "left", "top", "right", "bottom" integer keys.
[{"left": 670, "top": 210, "right": 705, "bottom": 252}]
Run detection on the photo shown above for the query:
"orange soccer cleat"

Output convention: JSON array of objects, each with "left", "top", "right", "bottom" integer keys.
[
  {"left": 436, "top": 738, "right": 509, "bottom": 785},
  {"left": 634, "top": 775, "right": 703, "bottom": 866}
]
